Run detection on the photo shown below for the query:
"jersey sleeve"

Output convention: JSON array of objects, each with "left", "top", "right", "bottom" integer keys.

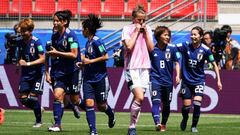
[
  {"left": 94, "top": 39, "right": 107, "bottom": 56},
  {"left": 68, "top": 31, "right": 79, "bottom": 49},
  {"left": 121, "top": 25, "right": 131, "bottom": 41},
  {"left": 206, "top": 48, "right": 215, "bottom": 63},
  {"left": 172, "top": 46, "right": 181, "bottom": 62},
  {"left": 35, "top": 39, "right": 44, "bottom": 55}
]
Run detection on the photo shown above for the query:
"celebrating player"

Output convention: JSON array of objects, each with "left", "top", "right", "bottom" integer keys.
[
  {"left": 176, "top": 26, "right": 222, "bottom": 133},
  {"left": 150, "top": 26, "right": 180, "bottom": 132},
  {"left": 18, "top": 18, "right": 45, "bottom": 128}
]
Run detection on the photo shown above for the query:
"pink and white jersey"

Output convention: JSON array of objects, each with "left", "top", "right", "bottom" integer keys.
[{"left": 122, "top": 24, "right": 153, "bottom": 69}]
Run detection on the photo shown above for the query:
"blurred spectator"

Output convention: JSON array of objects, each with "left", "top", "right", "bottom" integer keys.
[
  {"left": 221, "top": 25, "right": 240, "bottom": 70},
  {"left": 113, "top": 45, "right": 124, "bottom": 67},
  {"left": 4, "top": 23, "right": 21, "bottom": 64},
  {"left": 203, "top": 31, "right": 214, "bottom": 69}
]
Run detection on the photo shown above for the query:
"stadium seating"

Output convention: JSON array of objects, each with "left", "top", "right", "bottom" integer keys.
[
  {"left": 124, "top": 0, "right": 148, "bottom": 17},
  {"left": 0, "top": 0, "right": 9, "bottom": 16},
  {"left": 80, "top": 0, "right": 101, "bottom": 16},
  {"left": 9, "top": 0, "right": 32, "bottom": 16},
  {"left": 57, "top": 0, "right": 78, "bottom": 16},
  {"left": 171, "top": 0, "right": 194, "bottom": 18},
  {"left": 149, "top": 0, "right": 170, "bottom": 17},
  {"left": 101, "top": 0, "right": 124, "bottom": 17},
  {"left": 196, "top": 0, "right": 217, "bottom": 18},
  {"left": 32, "top": 0, "right": 56, "bottom": 17}
]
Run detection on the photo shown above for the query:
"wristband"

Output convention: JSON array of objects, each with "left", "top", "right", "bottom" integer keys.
[{"left": 27, "top": 62, "right": 31, "bottom": 66}]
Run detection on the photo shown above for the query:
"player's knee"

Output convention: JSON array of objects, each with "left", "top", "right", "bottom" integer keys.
[
  {"left": 182, "top": 105, "right": 191, "bottom": 111},
  {"left": 152, "top": 99, "right": 160, "bottom": 105},
  {"left": 28, "top": 95, "right": 38, "bottom": 102},
  {"left": 19, "top": 97, "right": 28, "bottom": 105},
  {"left": 193, "top": 100, "right": 201, "bottom": 107},
  {"left": 85, "top": 99, "right": 94, "bottom": 107},
  {"left": 97, "top": 103, "right": 107, "bottom": 112}
]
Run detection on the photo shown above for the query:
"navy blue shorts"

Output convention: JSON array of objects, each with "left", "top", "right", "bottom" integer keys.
[
  {"left": 52, "top": 71, "right": 81, "bottom": 95},
  {"left": 19, "top": 76, "right": 44, "bottom": 95},
  {"left": 151, "top": 83, "right": 173, "bottom": 105},
  {"left": 83, "top": 76, "right": 110, "bottom": 103},
  {"left": 179, "top": 81, "right": 204, "bottom": 99}
]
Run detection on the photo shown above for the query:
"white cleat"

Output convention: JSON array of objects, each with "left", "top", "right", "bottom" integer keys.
[
  {"left": 48, "top": 124, "right": 62, "bottom": 132},
  {"left": 191, "top": 127, "right": 198, "bottom": 133},
  {"left": 32, "top": 123, "right": 42, "bottom": 128}
]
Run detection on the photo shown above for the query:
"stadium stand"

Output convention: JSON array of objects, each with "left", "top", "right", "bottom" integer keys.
[
  {"left": 57, "top": 0, "right": 78, "bottom": 16},
  {"left": 149, "top": 0, "right": 170, "bottom": 17},
  {"left": 124, "top": 0, "right": 148, "bottom": 17},
  {"left": 101, "top": 0, "right": 124, "bottom": 17},
  {"left": 196, "top": 0, "right": 217, "bottom": 19},
  {"left": 171, "top": 0, "right": 194, "bottom": 18},
  {"left": 0, "top": 0, "right": 9, "bottom": 16},
  {"left": 9, "top": 0, "right": 32, "bottom": 16},
  {"left": 32, "top": 0, "right": 56, "bottom": 17},
  {"left": 80, "top": 0, "right": 101, "bottom": 16}
]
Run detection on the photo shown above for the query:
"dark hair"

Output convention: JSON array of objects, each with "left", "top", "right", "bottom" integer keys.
[
  {"left": 154, "top": 26, "right": 171, "bottom": 43},
  {"left": 54, "top": 10, "right": 72, "bottom": 28},
  {"left": 191, "top": 26, "right": 204, "bottom": 37},
  {"left": 132, "top": 4, "right": 146, "bottom": 18},
  {"left": 221, "top": 25, "right": 232, "bottom": 34},
  {"left": 82, "top": 14, "right": 102, "bottom": 35},
  {"left": 204, "top": 31, "right": 213, "bottom": 39}
]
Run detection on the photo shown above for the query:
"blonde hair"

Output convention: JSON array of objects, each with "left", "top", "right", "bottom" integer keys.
[
  {"left": 132, "top": 4, "right": 146, "bottom": 18},
  {"left": 19, "top": 18, "right": 34, "bottom": 32}
]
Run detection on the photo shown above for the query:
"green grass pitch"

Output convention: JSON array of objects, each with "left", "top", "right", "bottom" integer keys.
[{"left": 0, "top": 110, "right": 240, "bottom": 135}]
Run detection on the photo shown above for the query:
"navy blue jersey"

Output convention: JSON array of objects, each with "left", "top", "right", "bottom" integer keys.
[
  {"left": 18, "top": 36, "right": 44, "bottom": 81},
  {"left": 176, "top": 41, "right": 215, "bottom": 85},
  {"left": 83, "top": 36, "right": 107, "bottom": 83},
  {"left": 50, "top": 28, "right": 80, "bottom": 78},
  {"left": 150, "top": 44, "right": 180, "bottom": 86}
]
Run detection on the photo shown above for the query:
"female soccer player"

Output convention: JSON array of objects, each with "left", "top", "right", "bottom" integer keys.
[
  {"left": 17, "top": 18, "right": 45, "bottom": 128},
  {"left": 150, "top": 26, "right": 180, "bottom": 132},
  {"left": 78, "top": 14, "right": 115, "bottom": 135},
  {"left": 121, "top": 4, "right": 154, "bottom": 135},
  {"left": 176, "top": 26, "right": 222, "bottom": 133},
  {"left": 45, "top": 10, "right": 83, "bottom": 132}
]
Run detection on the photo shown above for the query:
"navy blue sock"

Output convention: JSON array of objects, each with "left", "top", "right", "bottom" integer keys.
[
  {"left": 25, "top": 97, "right": 42, "bottom": 123},
  {"left": 192, "top": 101, "right": 201, "bottom": 127},
  {"left": 181, "top": 105, "right": 191, "bottom": 120},
  {"left": 105, "top": 105, "right": 114, "bottom": 119},
  {"left": 161, "top": 105, "right": 170, "bottom": 125},
  {"left": 151, "top": 100, "right": 160, "bottom": 125},
  {"left": 53, "top": 101, "right": 63, "bottom": 125},
  {"left": 86, "top": 106, "right": 96, "bottom": 133}
]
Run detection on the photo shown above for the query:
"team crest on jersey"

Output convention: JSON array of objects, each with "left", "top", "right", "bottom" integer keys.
[
  {"left": 62, "top": 39, "right": 68, "bottom": 48},
  {"left": 30, "top": 43, "right": 35, "bottom": 56},
  {"left": 165, "top": 49, "right": 171, "bottom": 61}
]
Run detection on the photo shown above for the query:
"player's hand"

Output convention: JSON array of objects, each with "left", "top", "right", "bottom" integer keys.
[
  {"left": 83, "top": 57, "right": 92, "bottom": 65},
  {"left": 76, "top": 62, "right": 84, "bottom": 68},
  {"left": 45, "top": 73, "right": 52, "bottom": 84},
  {"left": 19, "top": 59, "right": 27, "bottom": 66},
  {"left": 47, "top": 46, "right": 58, "bottom": 57},
  {"left": 217, "top": 81, "right": 222, "bottom": 91},
  {"left": 176, "top": 76, "right": 181, "bottom": 85}
]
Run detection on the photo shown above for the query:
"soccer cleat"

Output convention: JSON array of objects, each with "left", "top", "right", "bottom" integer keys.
[
  {"left": 191, "top": 127, "right": 198, "bottom": 133},
  {"left": 155, "top": 124, "right": 161, "bottom": 131},
  {"left": 32, "top": 122, "right": 42, "bottom": 128},
  {"left": 108, "top": 117, "right": 116, "bottom": 128},
  {"left": 180, "top": 118, "right": 188, "bottom": 131},
  {"left": 89, "top": 131, "right": 98, "bottom": 135},
  {"left": 127, "top": 128, "right": 136, "bottom": 135},
  {"left": 160, "top": 124, "right": 166, "bottom": 132},
  {"left": 0, "top": 108, "right": 5, "bottom": 125},
  {"left": 72, "top": 105, "right": 80, "bottom": 119},
  {"left": 48, "top": 124, "right": 62, "bottom": 132}
]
